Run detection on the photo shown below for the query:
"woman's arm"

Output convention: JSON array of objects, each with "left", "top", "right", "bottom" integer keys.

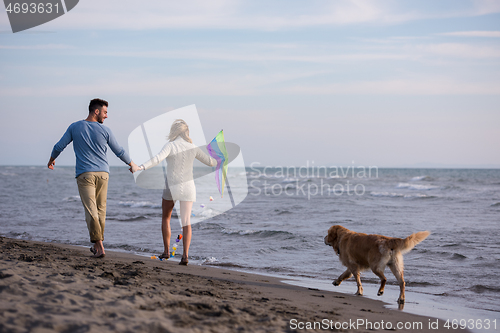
[
  {"left": 195, "top": 147, "right": 217, "bottom": 167},
  {"left": 140, "top": 143, "right": 172, "bottom": 171}
]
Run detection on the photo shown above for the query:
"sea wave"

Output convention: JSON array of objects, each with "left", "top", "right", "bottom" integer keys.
[
  {"left": 195, "top": 222, "right": 225, "bottom": 231},
  {"left": 396, "top": 183, "right": 439, "bottom": 191},
  {"left": 275, "top": 209, "right": 293, "bottom": 215},
  {"left": 441, "top": 243, "right": 460, "bottom": 247},
  {"left": 118, "top": 201, "right": 161, "bottom": 209},
  {"left": 203, "top": 261, "right": 246, "bottom": 269},
  {"left": 370, "top": 192, "right": 435, "bottom": 199},
  {"left": 451, "top": 253, "right": 467, "bottom": 260},
  {"left": 256, "top": 247, "right": 279, "bottom": 255},
  {"left": 194, "top": 208, "right": 221, "bottom": 219},
  {"left": 490, "top": 202, "right": 500, "bottom": 207},
  {"left": 62, "top": 195, "right": 80, "bottom": 202},
  {"left": 410, "top": 176, "right": 433, "bottom": 182},
  {"left": 221, "top": 228, "right": 295, "bottom": 239},
  {"left": 370, "top": 192, "right": 404, "bottom": 198},
  {"left": 0, "top": 172, "right": 17, "bottom": 176},
  {"left": 281, "top": 178, "right": 300, "bottom": 183},
  {"left": 405, "top": 281, "right": 436, "bottom": 287},
  {"left": 107, "top": 214, "right": 161, "bottom": 222},
  {"left": 110, "top": 243, "right": 156, "bottom": 253},
  {"left": 405, "top": 193, "right": 436, "bottom": 199},
  {"left": 371, "top": 192, "right": 404, "bottom": 198},
  {"left": 3, "top": 231, "right": 32, "bottom": 240},
  {"left": 469, "top": 284, "right": 500, "bottom": 294},
  {"left": 202, "top": 256, "right": 219, "bottom": 264}
]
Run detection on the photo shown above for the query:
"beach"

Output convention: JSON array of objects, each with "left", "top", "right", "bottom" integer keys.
[
  {"left": 3, "top": 166, "right": 499, "bottom": 318},
  {"left": 0, "top": 237, "right": 469, "bottom": 333}
]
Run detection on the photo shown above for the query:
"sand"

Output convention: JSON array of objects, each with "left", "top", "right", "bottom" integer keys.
[{"left": 0, "top": 237, "right": 469, "bottom": 333}]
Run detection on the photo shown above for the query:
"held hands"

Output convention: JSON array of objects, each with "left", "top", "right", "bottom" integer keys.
[{"left": 128, "top": 161, "right": 142, "bottom": 174}]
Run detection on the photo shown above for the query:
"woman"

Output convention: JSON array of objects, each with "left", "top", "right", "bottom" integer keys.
[{"left": 135, "top": 119, "right": 216, "bottom": 265}]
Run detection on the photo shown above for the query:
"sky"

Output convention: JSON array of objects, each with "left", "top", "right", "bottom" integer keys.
[{"left": 0, "top": 0, "right": 499, "bottom": 168}]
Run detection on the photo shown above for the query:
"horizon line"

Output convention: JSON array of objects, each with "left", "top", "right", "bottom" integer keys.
[{"left": 2, "top": 164, "right": 499, "bottom": 170}]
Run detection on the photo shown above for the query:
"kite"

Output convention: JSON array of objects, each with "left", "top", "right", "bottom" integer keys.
[{"left": 207, "top": 130, "right": 229, "bottom": 197}]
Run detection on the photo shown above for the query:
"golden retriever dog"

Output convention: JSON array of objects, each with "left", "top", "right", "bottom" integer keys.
[{"left": 324, "top": 225, "right": 430, "bottom": 307}]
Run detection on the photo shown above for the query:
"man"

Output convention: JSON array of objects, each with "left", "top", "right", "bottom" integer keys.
[{"left": 48, "top": 98, "right": 139, "bottom": 258}]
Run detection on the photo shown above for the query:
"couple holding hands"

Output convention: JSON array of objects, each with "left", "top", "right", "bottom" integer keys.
[{"left": 48, "top": 98, "right": 217, "bottom": 264}]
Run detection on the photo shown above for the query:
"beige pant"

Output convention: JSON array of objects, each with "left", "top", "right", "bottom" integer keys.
[{"left": 76, "top": 172, "right": 109, "bottom": 243}]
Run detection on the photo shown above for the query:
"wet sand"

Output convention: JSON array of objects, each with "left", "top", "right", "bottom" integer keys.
[{"left": 0, "top": 237, "right": 469, "bottom": 332}]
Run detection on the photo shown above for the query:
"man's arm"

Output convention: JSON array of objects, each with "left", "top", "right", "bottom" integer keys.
[
  {"left": 48, "top": 126, "right": 73, "bottom": 170},
  {"left": 106, "top": 128, "right": 131, "bottom": 164},
  {"left": 105, "top": 127, "right": 139, "bottom": 173}
]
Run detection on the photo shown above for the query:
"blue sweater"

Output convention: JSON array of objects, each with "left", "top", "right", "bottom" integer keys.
[{"left": 51, "top": 120, "right": 132, "bottom": 177}]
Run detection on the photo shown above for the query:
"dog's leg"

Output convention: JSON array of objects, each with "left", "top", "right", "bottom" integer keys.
[
  {"left": 353, "top": 271, "right": 363, "bottom": 296},
  {"left": 372, "top": 268, "right": 387, "bottom": 296},
  {"left": 388, "top": 254, "right": 405, "bottom": 306},
  {"left": 333, "top": 269, "right": 352, "bottom": 286}
]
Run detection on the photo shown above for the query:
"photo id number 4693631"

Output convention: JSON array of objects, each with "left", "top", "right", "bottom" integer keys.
[
  {"left": 444, "top": 319, "right": 496, "bottom": 330},
  {"left": 5, "top": 3, "right": 60, "bottom": 14}
]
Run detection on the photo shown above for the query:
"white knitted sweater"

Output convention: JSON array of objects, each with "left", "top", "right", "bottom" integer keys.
[{"left": 141, "top": 137, "right": 216, "bottom": 201}]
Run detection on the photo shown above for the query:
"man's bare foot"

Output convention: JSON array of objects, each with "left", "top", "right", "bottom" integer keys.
[{"left": 91, "top": 241, "right": 105, "bottom": 258}]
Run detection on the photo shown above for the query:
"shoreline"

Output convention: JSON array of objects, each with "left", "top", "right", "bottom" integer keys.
[
  {"left": 0, "top": 236, "right": 471, "bottom": 332},
  {"left": 114, "top": 246, "right": 499, "bottom": 328}
]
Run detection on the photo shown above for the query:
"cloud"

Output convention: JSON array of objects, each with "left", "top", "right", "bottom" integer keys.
[
  {"left": 0, "top": 77, "right": 251, "bottom": 97},
  {"left": 2, "top": 70, "right": 499, "bottom": 97},
  {"left": 277, "top": 78, "right": 500, "bottom": 95},
  {"left": 47, "top": 0, "right": 383, "bottom": 30},
  {"left": 471, "top": 0, "right": 500, "bottom": 15},
  {"left": 437, "top": 31, "right": 500, "bottom": 37},
  {"left": 413, "top": 42, "right": 500, "bottom": 58},
  {"left": 0, "top": 67, "right": 323, "bottom": 97},
  {"left": 76, "top": 39, "right": 500, "bottom": 66},
  {"left": 89, "top": 47, "right": 413, "bottom": 64},
  {"left": 3, "top": 0, "right": 494, "bottom": 31},
  {"left": 0, "top": 44, "right": 73, "bottom": 50}
]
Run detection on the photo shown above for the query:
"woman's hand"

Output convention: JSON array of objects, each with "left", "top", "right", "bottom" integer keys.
[{"left": 128, "top": 161, "right": 141, "bottom": 173}]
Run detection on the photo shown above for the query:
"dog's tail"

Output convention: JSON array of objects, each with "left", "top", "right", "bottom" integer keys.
[{"left": 391, "top": 231, "right": 430, "bottom": 255}]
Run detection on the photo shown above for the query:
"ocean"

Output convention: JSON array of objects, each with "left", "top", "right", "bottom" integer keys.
[{"left": 1, "top": 165, "right": 499, "bottom": 327}]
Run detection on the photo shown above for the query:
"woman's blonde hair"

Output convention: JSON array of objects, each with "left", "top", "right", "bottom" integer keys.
[{"left": 168, "top": 119, "right": 192, "bottom": 143}]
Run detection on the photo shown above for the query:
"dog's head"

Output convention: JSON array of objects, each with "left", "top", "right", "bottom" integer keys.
[{"left": 324, "top": 225, "right": 348, "bottom": 255}]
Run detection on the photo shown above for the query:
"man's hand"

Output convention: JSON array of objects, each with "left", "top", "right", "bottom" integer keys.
[
  {"left": 47, "top": 157, "right": 56, "bottom": 170},
  {"left": 128, "top": 161, "right": 141, "bottom": 173}
]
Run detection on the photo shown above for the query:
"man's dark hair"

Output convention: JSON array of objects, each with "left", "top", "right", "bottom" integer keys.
[{"left": 89, "top": 98, "right": 108, "bottom": 113}]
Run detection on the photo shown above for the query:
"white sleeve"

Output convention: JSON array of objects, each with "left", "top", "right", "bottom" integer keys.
[
  {"left": 141, "top": 143, "right": 172, "bottom": 170},
  {"left": 195, "top": 147, "right": 217, "bottom": 167}
]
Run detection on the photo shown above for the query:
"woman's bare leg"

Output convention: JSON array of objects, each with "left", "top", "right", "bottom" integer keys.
[
  {"left": 162, "top": 199, "right": 175, "bottom": 254},
  {"left": 179, "top": 201, "right": 193, "bottom": 259}
]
